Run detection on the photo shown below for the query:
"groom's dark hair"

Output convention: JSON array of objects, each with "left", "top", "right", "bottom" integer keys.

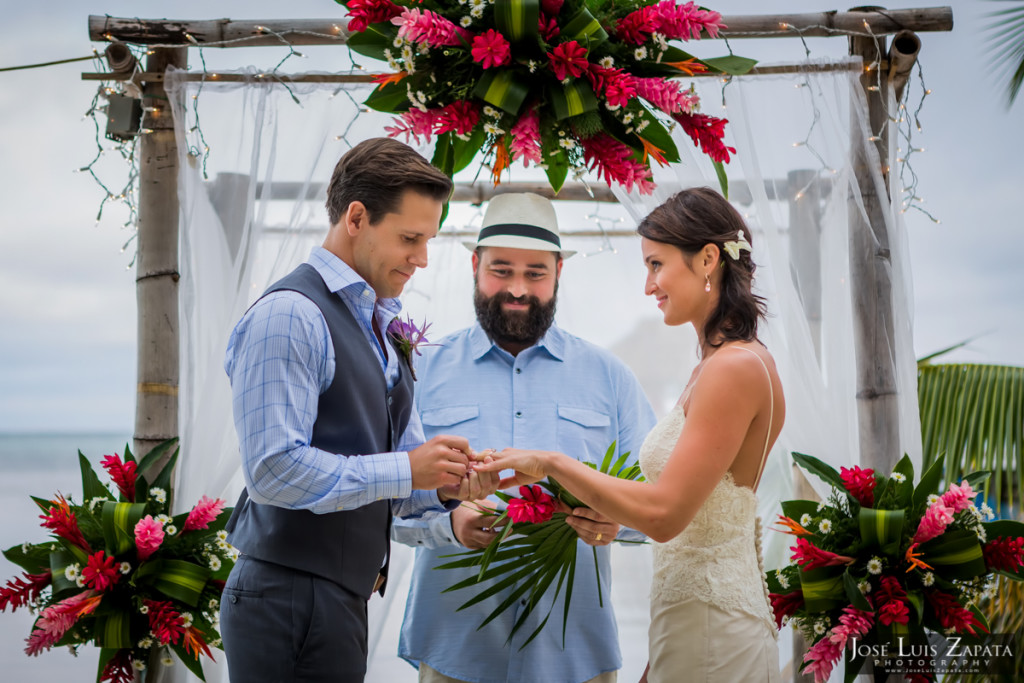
[{"left": 325, "top": 137, "right": 452, "bottom": 226}]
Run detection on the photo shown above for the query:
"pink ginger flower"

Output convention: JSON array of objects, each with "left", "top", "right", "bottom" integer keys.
[
  {"left": 40, "top": 494, "right": 92, "bottom": 553},
  {"left": 135, "top": 514, "right": 165, "bottom": 561},
  {"left": 509, "top": 108, "right": 543, "bottom": 167},
  {"left": 24, "top": 591, "right": 102, "bottom": 656},
  {"left": 392, "top": 8, "right": 467, "bottom": 47},
  {"left": 345, "top": 0, "right": 403, "bottom": 33},
  {"left": 634, "top": 77, "right": 698, "bottom": 115},
  {"left": 674, "top": 111, "right": 735, "bottom": 164},
  {"left": 652, "top": 0, "right": 725, "bottom": 41},
  {"left": 183, "top": 496, "right": 227, "bottom": 533},
  {"left": 913, "top": 500, "right": 955, "bottom": 543},
  {"left": 802, "top": 634, "right": 843, "bottom": 683},
  {"left": 547, "top": 41, "right": 589, "bottom": 81},
  {"left": 436, "top": 101, "right": 481, "bottom": 137},
  {"left": 82, "top": 550, "right": 121, "bottom": 592},
  {"left": 471, "top": 29, "right": 511, "bottom": 69},
  {"left": 829, "top": 606, "right": 874, "bottom": 646},
  {"left": 101, "top": 453, "right": 137, "bottom": 502},
  {"left": 581, "top": 133, "right": 655, "bottom": 195},
  {"left": 615, "top": 5, "right": 658, "bottom": 45},
  {"left": 385, "top": 108, "right": 441, "bottom": 145},
  {"left": 940, "top": 481, "right": 976, "bottom": 513},
  {"left": 790, "top": 537, "right": 855, "bottom": 570}
]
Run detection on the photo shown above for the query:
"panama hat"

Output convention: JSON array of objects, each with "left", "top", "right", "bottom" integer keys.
[{"left": 462, "top": 192, "right": 576, "bottom": 259}]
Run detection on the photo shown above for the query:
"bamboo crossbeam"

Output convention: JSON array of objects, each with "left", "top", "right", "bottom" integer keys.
[{"left": 88, "top": 7, "right": 952, "bottom": 46}]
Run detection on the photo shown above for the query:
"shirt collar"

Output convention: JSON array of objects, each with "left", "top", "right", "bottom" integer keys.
[
  {"left": 308, "top": 246, "right": 403, "bottom": 316},
  {"left": 469, "top": 322, "right": 565, "bottom": 362}
]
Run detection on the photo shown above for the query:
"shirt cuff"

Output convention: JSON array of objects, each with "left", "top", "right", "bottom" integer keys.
[
  {"left": 435, "top": 489, "right": 462, "bottom": 511},
  {"left": 365, "top": 451, "right": 413, "bottom": 501}
]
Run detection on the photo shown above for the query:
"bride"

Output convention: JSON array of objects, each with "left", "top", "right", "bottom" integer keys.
[{"left": 477, "top": 187, "right": 785, "bottom": 682}]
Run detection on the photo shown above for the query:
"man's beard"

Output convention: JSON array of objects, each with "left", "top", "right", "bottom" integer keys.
[{"left": 474, "top": 286, "right": 557, "bottom": 349}]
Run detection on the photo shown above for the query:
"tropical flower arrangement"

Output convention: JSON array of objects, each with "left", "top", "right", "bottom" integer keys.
[
  {"left": 437, "top": 442, "right": 643, "bottom": 647},
  {"left": 387, "top": 313, "right": 435, "bottom": 380},
  {"left": 767, "top": 452, "right": 1024, "bottom": 683},
  {"left": 0, "top": 439, "right": 235, "bottom": 682},
  {"left": 336, "top": 0, "right": 753, "bottom": 194}
]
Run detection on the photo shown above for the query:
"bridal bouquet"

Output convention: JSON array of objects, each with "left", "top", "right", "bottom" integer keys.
[
  {"left": 0, "top": 439, "right": 235, "bottom": 682},
  {"left": 337, "top": 0, "right": 752, "bottom": 194},
  {"left": 768, "top": 452, "right": 1024, "bottom": 683},
  {"left": 436, "top": 442, "right": 643, "bottom": 647}
]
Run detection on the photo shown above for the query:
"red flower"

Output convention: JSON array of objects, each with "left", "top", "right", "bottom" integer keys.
[
  {"left": 146, "top": 599, "right": 187, "bottom": 645},
  {"left": 345, "top": 0, "right": 403, "bottom": 33},
  {"left": 506, "top": 485, "right": 557, "bottom": 524},
  {"left": 183, "top": 495, "right": 227, "bottom": 533},
  {"left": 872, "top": 576, "right": 910, "bottom": 626},
  {"left": 983, "top": 536, "right": 1024, "bottom": 573},
  {"left": 40, "top": 494, "right": 92, "bottom": 553},
  {"left": 927, "top": 589, "right": 987, "bottom": 635},
  {"left": 100, "top": 649, "right": 135, "bottom": 683},
  {"left": 580, "top": 133, "right": 655, "bottom": 195},
  {"left": 673, "top": 111, "right": 736, "bottom": 164},
  {"left": 471, "top": 29, "right": 511, "bottom": 70},
  {"left": 540, "top": 0, "right": 563, "bottom": 15},
  {"left": 24, "top": 591, "right": 102, "bottom": 656},
  {"left": 587, "top": 66, "right": 637, "bottom": 109},
  {"left": 878, "top": 599, "right": 910, "bottom": 626},
  {"left": 436, "top": 101, "right": 481, "bottom": 138},
  {"left": 101, "top": 453, "right": 137, "bottom": 502},
  {"left": 615, "top": 6, "right": 657, "bottom": 45},
  {"left": 0, "top": 571, "right": 51, "bottom": 613},
  {"left": 538, "top": 14, "right": 560, "bottom": 42},
  {"left": 839, "top": 465, "right": 877, "bottom": 507},
  {"left": 789, "top": 537, "right": 854, "bottom": 570},
  {"left": 182, "top": 626, "right": 214, "bottom": 661},
  {"left": 82, "top": 550, "right": 120, "bottom": 592},
  {"left": 547, "top": 41, "right": 589, "bottom": 81},
  {"left": 768, "top": 590, "right": 803, "bottom": 629}
]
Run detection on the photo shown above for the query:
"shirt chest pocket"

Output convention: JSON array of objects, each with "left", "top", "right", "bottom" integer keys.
[
  {"left": 556, "top": 405, "right": 613, "bottom": 465},
  {"left": 420, "top": 404, "right": 480, "bottom": 449}
]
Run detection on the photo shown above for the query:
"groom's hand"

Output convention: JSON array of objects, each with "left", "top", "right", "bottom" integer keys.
[
  {"left": 409, "top": 435, "right": 471, "bottom": 490},
  {"left": 451, "top": 500, "right": 502, "bottom": 549},
  {"left": 564, "top": 506, "right": 619, "bottom": 547}
]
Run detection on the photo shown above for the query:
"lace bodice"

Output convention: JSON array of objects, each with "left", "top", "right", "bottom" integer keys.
[{"left": 638, "top": 403, "right": 777, "bottom": 637}]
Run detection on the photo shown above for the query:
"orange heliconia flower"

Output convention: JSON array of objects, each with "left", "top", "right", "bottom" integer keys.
[
  {"left": 490, "top": 140, "right": 510, "bottom": 186},
  {"left": 774, "top": 514, "right": 813, "bottom": 536},
  {"left": 905, "top": 542, "right": 934, "bottom": 573},
  {"left": 664, "top": 59, "right": 709, "bottom": 76},
  {"left": 371, "top": 71, "right": 408, "bottom": 87},
  {"left": 640, "top": 137, "right": 668, "bottom": 166}
]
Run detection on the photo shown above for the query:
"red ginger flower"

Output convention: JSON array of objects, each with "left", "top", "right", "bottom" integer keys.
[
  {"left": 471, "top": 29, "right": 511, "bottom": 70},
  {"left": 183, "top": 495, "right": 227, "bottom": 533},
  {"left": 100, "top": 649, "right": 135, "bottom": 683},
  {"left": 873, "top": 575, "right": 910, "bottom": 626},
  {"left": 436, "top": 101, "right": 481, "bottom": 138},
  {"left": 547, "top": 41, "right": 589, "bottom": 81},
  {"left": 927, "top": 589, "right": 987, "bottom": 635},
  {"left": 40, "top": 494, "right": 92, "bottom": 553},
  {"left": 790, "top": 537, "right": 854, "bottom": 570},
  {"left": 24, "top": 591, "right": 102, "bottom": 656},
  {"left": 507, "top": 485, "right": 557, "bottom": 524},
  {"left": 510, "top": 108, "right": 543, "bottom": 167},
  {"left": 984, "top": 536, "right": 1024, "bottom": 573},
  {"left": 581, "top": 133, "right": 655, "bottom": 195},
  {"left": 615, "top": 6, "right": 658, "bottom": 45},
  {"left": 0, "top": 571, "right": 51, "bottom": 612},
  {"left": 345, "top": 0, "right": 403, "bottom": 33},
  {"left": 587, "top": 66, "right": 638, "bottom": 109},
  {"left": 878, "top": 599, "right": 910, "bottom": 626},
  {"left": 538, "top": 14, "right": 560, "bottom": 42},
  {"left": 768, "top": 590, "right": 803, "bottom": 629},
  {"left": 540, "top": 0, "right": 563, "bottom": 15},
  {"left": 838, "top": 465, "right": 876, "bottom": 506},
  {"left": 82, "top": 550, "right": 120, "bottom": 591},
  {"left": 101, "top": 453, "right": 137, "bottom": 502},
  {"left": 146, "top": 599, "right": 187, "bottom": 645},
  {"left": 386, "top": 108, "right": 440, "bottom": 145},
  {"left": 674, "top": 111, "right": 736, "bottom": 164}
]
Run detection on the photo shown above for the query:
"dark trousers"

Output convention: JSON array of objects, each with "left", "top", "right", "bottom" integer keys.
[{"left": 220, "top": 555, "right": 369, "bottom": 682}]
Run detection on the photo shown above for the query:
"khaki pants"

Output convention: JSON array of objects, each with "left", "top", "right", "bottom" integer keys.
[{"left": 419, "top": 662, "right": 617, "bottom": 683}]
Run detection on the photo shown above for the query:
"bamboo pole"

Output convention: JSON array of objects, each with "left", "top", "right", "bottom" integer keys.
[
  {"left": 134, "top": 47, "right": 187, "bottom": 468},
  {"left": 87, "top": 7, "right": 953, "bottom": 46},
  {"left": 847, "top": 9, "right": 901, "bottom": 475}
]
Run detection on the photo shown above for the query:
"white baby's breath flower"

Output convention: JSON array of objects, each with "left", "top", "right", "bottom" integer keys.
[
  {"left": 776, "top": 571, "right": 790, "bottom": 590},
  {"left": 64, "top": 564, "right": 80, "bottom": 582},
  {"left": 636, "top": 120, "right": 650, "bottom": 133},
  {"left": 922, "top": 572, "right": 935, "bottom": 586},
  {"left": 119, "top": 561, "right": 131, "bottom": 575},
  {"left": 459, "top": 16, "right": 473, "bottom": 27},
  {"left": 599, "top": 56, "right": 615, "bottom": 68},
  {"left": 976, "top": 525, "right": 987, "bottom": 543},
  {"left": 558, "top": 138, "right": 575, "bottom": 149},
  {"left": 21, "top": 542, "right": 31, "bottom": 554},
  {"left": 818, "top": 519, "right": 833, "bottom": 534},
  {"left": 210, "top": 638, "right": 222, "bottom": 648},
  {"left": 90, "top": 496, "right": 109, "bottom": 511},
  {"left": 209, "top": 556, "right": 222, "bottom": 571},
  {"left": 927, "top": 494, "right": 940, "bottom": 506},
  {"left": 161, "top": 655, "right": 175, "bottom": 667},
  {"left": 209, "top": 598, "right": 219, "bottom": 610},
  {"left": 393, "top": 36, "right": 404, "bottom": 47},
  {"left": 216, "top": 530, "right": 228, "bottom": 541},
  {"left": 229, "top": 547, "right": 240, "bottom": 561},
  {"left": 981, "top": 503, "right": 995, "bottom": 520},
  {"left": 528, "top": 60, "right": 538, "bottom": 73},
  {"left": 622, "top": 112, "right": 635, "bottom": 124},
  {"left": 817, "top": 502, "right": 827, "bottom": 512},
  {"left": 217, "top": 539, "right": 231, "bottom": 551},
  {"left": 892, "top": 472, "right": 906, "bottom": 483},
  {"left": 138, "top": 637, "right": 154, "bottom": 649},
  {"left": 150, "top": 488, "right": 167, "bottom": 504},
  {"left": 140, "top": 604, "right": 150, "bottom": 614},
  {"left": 470, "top": 6, "right": 484, "bottom": 18},
  {"left": 867, "top": 557, "right": 883, "bottom": 575},
  {"left": 132, "top": 659, "right": 147, "bottom": 672},
  {"left": 181, "top": 612, "right": 194, "bottom": 628},
  {"left": 75, "top": 575, "right": 86, "bottom": 588},
  {"left": 944, "top": 626, "right": 956, "bottom": 635},
  {"left": 156, "top": 514, "right": 172, "bottom": 525},
  {"left": 634, "top": 47, "right": 648, "bottom": 60},
  {"left": 858, "top": 580, "right": 871, "bottom": 594},
  {"left": 164, "top": 525, "right": 178, "bottom": 536},
  {"left": 483, "top": 105, "right": 499, "bottom": 118},
  {"left": 800, "top": 514, "right": 812, "bottom": 527},
  {"left": 813, "top": 620, "right": 827, "bottom": 635}
]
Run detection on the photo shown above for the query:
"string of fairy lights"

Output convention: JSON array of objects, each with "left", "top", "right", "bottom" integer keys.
[{"left": 3, "top": 15, "right": 942, "bottom": 258}]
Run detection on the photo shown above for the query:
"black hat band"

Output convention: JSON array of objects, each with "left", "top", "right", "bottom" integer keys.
[{"left": 478, "top": 223, "right": 561, "bottom": 248}]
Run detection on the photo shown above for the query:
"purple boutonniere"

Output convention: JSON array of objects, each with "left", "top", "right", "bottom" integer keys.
[{"left": 387, "top": 315, "right": 435, "bottom": 380}]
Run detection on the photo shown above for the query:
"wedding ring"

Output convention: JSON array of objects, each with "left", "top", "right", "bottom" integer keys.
[{"left": 595, "top": 533, "right": 603, "bottom": 542}]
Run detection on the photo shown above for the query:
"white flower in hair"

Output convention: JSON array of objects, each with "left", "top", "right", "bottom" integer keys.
[{"left": 722, "top": 230, "right": 752, "bottom": 260}]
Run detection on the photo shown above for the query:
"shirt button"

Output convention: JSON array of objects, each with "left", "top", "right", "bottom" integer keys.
[
  {"left": 515, "top": 368, "right": 522, "bottom": 374},
  {"left": 515, "top": 411, "right": 522, "bottom": 418}
]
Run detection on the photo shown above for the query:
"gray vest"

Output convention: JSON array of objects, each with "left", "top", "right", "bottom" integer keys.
[{"left": 225, "top": 263, "right": 414, "bottom": 598}]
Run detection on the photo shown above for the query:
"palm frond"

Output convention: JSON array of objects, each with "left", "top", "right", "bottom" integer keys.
[{"left": 983, "top": 0, "right": 1024, "bottom": 107}]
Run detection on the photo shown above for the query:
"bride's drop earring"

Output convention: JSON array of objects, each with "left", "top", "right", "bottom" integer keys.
[{"left": 705, "top": 273, "right": 711, "bottom": 293}]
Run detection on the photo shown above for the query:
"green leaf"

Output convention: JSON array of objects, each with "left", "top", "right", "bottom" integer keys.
[
  {"left": 431, "top": 132, "right": 456, "bottom": 179},
  {"left": 101, "top": 501, "right": 147, "bottom": 555},
  {"left": 920, "top": 529, "right": 987, "bottom": 580},
  {"left": 913, "top": 457, "right": 945, "bottom": 509},
  {"left": 906, "top": 590, "right": 924, "bottom": 623},
  {"left": 3, "top": 542, "right": 51, "bottom": 574},
  {"left": 702, "top": 55, "right": 758, "bottom": 75},
  {"left": 493, "top": 0, "right": 540, "bottom": 44},
  {"left": 451, "top": 128, "right": 486, "bottom": 174},
  {"left": 844, "top": 649, "right": 868, "bottom": 683},
  {"left": 346, "top": 26, "right": 397, "bottom": 61},
  {"left": 962, "top": 470, "right": 993, "bottom": 490},
  {"left": 94, "top": 612, "right": 132, "bottom": 649},
  {"left": 148, "top": 447, "right": 180, "bottom": 507},
  {"left": 364, "top": 79, "right": 413, "bottom": 114},
  {"left": 792, "top": 452, "right": 846, "bottom": 493},
  {"left": 79, "top": 451, "right": 112, "bottom": 503},
  {"left": 543, "top": 147, "right": 569, "bottom": 195},
  {"left": 843, "top": 570, "right": 872, "bottom": 611},
  {"left": 858, "top": 508, "right": 905, "bottom": 554},
  {"left": 135, "top": 559, "right": 213, "bottom": 606},
  {"left": 780, "top": 499, "right": 820, "bottom": 522},
  {"left": 170, "top": 643, "right": 208, "bottom": 682}
]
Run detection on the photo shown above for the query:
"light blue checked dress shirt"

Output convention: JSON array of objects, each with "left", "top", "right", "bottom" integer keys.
[
  {"left": 392, "top": 324, "right": 657, "bottom": 683},
  {"left": 224, "top": 247, "right": 446, "bottom": 518}
]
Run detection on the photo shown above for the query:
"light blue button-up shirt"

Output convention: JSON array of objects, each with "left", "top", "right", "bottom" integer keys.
[
  {"left": 224, "top": 247, "right": 446, "bottom": 518},
  {"left": 392, "top": 323, "right": 656, "bottom": 683}
]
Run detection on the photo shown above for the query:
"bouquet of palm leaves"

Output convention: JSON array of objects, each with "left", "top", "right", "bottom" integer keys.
[{"left": 436, "top": 442, "right": 643, "bottom": 648}]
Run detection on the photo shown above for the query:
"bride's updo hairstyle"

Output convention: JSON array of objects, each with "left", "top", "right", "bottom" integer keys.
[{"left": 637, "top": 187, "right": 767, "bottom": 347}]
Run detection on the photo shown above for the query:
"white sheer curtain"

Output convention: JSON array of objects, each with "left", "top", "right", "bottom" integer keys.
[{"left": 165, "top": 57, "right": 920, "bottom": 682}]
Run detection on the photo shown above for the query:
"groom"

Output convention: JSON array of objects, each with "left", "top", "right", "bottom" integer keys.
[
  {"left": 220, "top": 138, "right": 496, "bottom": 682},
  {"left": 393, "top": 193, "right": 656, "bottom": 683}
]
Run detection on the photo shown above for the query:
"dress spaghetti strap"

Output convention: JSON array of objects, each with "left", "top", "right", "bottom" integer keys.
[{"left": 730, "top": 346, "right": 775, "bottom": 490}]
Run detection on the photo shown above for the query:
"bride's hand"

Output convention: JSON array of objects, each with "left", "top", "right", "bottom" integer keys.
[{"left": 475, "top": 448, "right": 554, "bottom": 489}]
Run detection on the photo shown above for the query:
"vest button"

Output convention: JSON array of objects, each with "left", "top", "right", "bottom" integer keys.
[{"left": 387, "top": 396, "right": 394, "bottom": 406}]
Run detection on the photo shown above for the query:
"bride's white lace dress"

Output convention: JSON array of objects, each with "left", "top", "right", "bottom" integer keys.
[{"left": 638, "top": 402, "right": 780, "bottom": 682}]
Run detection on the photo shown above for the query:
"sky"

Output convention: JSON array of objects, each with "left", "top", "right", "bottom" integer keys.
[{"left": 0, "top": 0, "right": 1021, "bottom": 433}]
